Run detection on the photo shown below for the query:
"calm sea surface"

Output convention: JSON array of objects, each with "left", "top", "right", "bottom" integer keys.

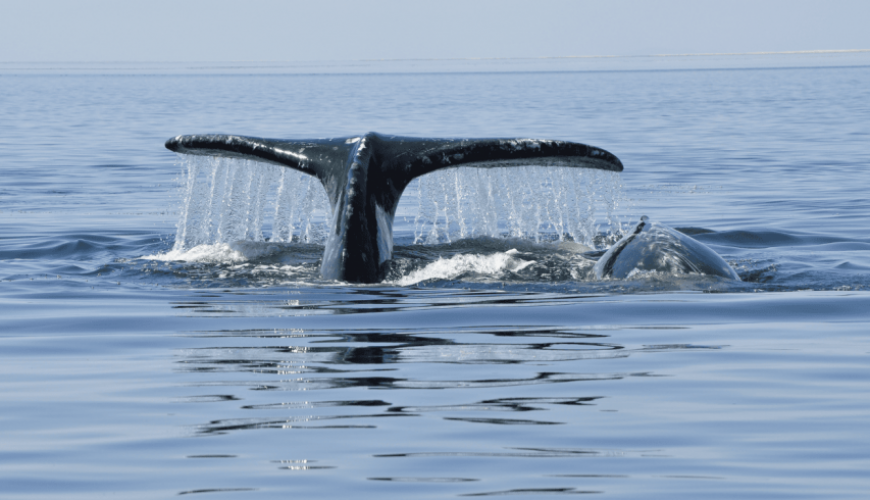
[{"left": 2, "top": 56, "right": 869, "bottom": 498}]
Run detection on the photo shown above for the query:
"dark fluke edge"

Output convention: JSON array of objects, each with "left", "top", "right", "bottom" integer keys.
[
  {"left": 166, "top": 132, "right": 623, "bottom": 283},
  {"left": 594, "top": 216, "right": 741, "bottom": 281}
]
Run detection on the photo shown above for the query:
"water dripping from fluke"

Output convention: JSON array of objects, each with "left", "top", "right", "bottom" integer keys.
[
  {"left": 153, "top": 147, "right": 745, "bottom": 290},
  {"left": 161, "top": 133, "right": 627, "bottom": 283},
  {"left": 152, "top": 151, "right": 628, "bottom": 286}
]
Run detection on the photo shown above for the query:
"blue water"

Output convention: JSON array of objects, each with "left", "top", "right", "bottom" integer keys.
[{"left": 2, "top": 57, "right": 869, "bottom": 498}]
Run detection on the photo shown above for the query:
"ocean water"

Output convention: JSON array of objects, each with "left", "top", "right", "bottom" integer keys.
[{"left": 2, "top": 56, "right": 869, "bottom": 498}]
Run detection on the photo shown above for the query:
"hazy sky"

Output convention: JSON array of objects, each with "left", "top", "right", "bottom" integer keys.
[{"left": 1, "top": 0, "right": 868, "bottom": 62}]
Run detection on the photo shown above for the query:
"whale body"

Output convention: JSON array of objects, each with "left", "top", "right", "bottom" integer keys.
[
  {"left": 166, "top": 132, "right": 623, "bottom": 283},
  {"left": 594, "top": 217, "right": 740, "bottom": 281}
]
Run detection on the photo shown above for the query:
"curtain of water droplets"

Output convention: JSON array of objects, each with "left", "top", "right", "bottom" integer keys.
[
  {"left": 173, "top": 157, "right": 627, "bottom": 251},
  {"left": 412, "top": 166, "right": 627, "bottom": 248},
  {"left": 173, "top": 156, "right": 330, "bottom": 251}
]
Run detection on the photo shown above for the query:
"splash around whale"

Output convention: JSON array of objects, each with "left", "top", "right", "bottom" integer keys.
[{"left": 165, "top": 132, "right": 623, "bottom": 283}]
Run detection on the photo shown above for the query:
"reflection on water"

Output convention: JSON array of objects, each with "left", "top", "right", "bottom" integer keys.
[
  {"left": 178, "top": 488, "right": 257, "bottom": 496},
  {"left": 143, "top": 290, "right": 870, "bottom": 498},
  {"left": 174, "top": 307, "right": 699, "bottom": 493},
  {"left": 3, "top": 286, "right": 869, "bottom": 498},
  {"left": 369, "top": 477, "right": 478, "bottom": 483},
  {"left": 180, "top": 325, "right": 638, "bottom": 436},
  {"left": 460, "top": 487, "right": 602, "bottom": 496}
]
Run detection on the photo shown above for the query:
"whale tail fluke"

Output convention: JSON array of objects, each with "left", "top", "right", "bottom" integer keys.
[
  {"left": 165, "top": 133, "right": 622, "bottom": 187},
  {"left": 164, "top": 134, "right": 351, "bottom": 181},
  {"left": 165, "top": 132, "right": 624, "bottom": 283}
]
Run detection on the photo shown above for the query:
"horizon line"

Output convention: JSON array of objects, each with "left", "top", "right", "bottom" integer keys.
[
  {"left": 360, "top": 49, "right": 870, "bottom": 63},
  {"left": 1, "top": 49, "right": 868, "bottom": 65}
]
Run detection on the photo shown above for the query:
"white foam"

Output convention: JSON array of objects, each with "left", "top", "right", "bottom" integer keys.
[
  {"left": 145, "top": 241, "right": 283, "bottom": 263},
  {"left": 392, "top": 251, "right": 535, "bottom": 286}
]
